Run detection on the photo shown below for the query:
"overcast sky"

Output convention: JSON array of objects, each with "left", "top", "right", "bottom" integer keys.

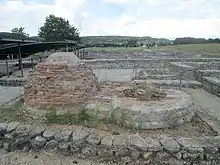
[{"left": 0, "top": 0, "right": 220, "bottom": 39}]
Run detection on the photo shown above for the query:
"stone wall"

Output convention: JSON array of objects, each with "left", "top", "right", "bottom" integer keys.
[
  {"left": 183, "top": 62, "right": 220, "bottom": 70},
  {"left": 0, "top": 77, "right": 26, "bottom": 86},
  {"left": 202, "top": 77, "right": 220, "bottom": 97},
  {"left": 169, "top": 62, "right": 196, "bottom": 81},
  {"left": 0, "top": 122, "right": 220, "bottom": 164},
  {"left": 84, "top": 52, "right": 198, "bottom": 59},
  {"left": 195, "top": 70, "right": 220, "bottom": 83},
  {"left": 24, "top": 52, "right": 99, "bottom": 109},
  {"left": 83, "top": 58, "right": 220, "bottom": 70}
]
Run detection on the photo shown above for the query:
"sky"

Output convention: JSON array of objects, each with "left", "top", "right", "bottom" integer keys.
[{"left": 0, "top": 0, "right": 220, "bottom": 39}]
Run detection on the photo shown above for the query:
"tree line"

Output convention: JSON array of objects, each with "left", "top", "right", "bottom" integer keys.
[{"left": 173, "top": 37, "right": 220, "bottom": 45}]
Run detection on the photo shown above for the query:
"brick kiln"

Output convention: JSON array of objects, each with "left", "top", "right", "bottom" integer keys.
[{"left": 24, "top": 52, "right": 99, "bottom": 108}]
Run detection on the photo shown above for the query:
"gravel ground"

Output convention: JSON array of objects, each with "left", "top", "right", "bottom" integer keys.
[
  {"left": 0, "top": 150, "right": 115, "bottom": 165},
  {"left": 183, "top": 88, "right": 220, "bottom": 134}
]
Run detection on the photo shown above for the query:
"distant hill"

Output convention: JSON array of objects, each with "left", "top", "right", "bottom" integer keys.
[
  {"left": 0, "top": 32, "right": 173, "bottom": 46},
  {"left": 0, "top": 32, "right": 45, "bottom": 42},
  {"left": 80, "top": 36, "right": 172, "bottom": 46}
]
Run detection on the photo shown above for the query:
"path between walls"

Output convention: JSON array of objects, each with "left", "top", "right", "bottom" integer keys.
[{"left": 183, "top": 88, "right": 220, "bottom": 134}]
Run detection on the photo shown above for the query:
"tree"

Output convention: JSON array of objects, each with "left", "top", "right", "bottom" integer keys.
[
  {"left": 126, "top": 40, "right": 137, "bottom": 47},
  {"left": 38, "top": 14, "right": 80, "bottom": 41},
  {"left": 11, "top": 27, "right": 29, "bottom": 37}
]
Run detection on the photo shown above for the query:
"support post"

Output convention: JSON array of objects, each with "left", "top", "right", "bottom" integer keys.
[
  {"left": 179, "top": 71, "right": 183, "bottom": 90},
  {"left": 6, "top": 60, "right": 9, "bottom": 78},
  {"left": 18, "top": 45, "right": 24, "bottom": 77},
  {"left": 31, "top": 57, "right": 34, "bottom": 71},
  {"left": 66, "top": 43, "right": 69, "bottom": 52},
  {"left": 83, "top": 48, "right": 85, "bottom": 59},
  {"left": 77, "top": 47, "right": 80, "bottom": 57},
  {"left": 74, "top": 45, "right": 76, "bottom": 55}
]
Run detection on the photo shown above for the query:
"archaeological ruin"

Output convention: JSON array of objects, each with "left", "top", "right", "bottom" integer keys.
[
  {"left": 1, "top": 50, "right": 220, "bottom": 164},
  {"left": 23, "top": 52, "right": 196, "bottom": 130},
  {"left": 24, "top": 52, "right": 99, "bottom": 108}
]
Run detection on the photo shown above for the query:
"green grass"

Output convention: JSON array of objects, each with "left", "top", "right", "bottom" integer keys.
[
  {"left": 85, "top": 44, "right": 220, "bottom": 57},
  {"left": 45, "top": 110, "right": 92, "bottom": 125},
  {"left": 152, "top": 44, "right": 220, "bottom": 57},
  {"left": 0, "top": 100, "right": 28, "bottom": 122}
]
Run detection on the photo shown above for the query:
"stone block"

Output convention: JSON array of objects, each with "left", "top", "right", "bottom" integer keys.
[
  {"left": 160, "top": 136, "right": 181, "bottom": 153},
  {"left": 43, "top": 130, "right": 56, "bottom": 140},
  {"left": 87, "top": 134, "right": 101, "bottom": 145},
  {"left": 7, "top": 122, "right": 20, "bottom": 133},
  {"left": 101, "top": 136, "right": 113, "bottom": 146},
  {"left": 55, "top": 129, "right": 72, "bottom": 142},
  {"left": 72, "top": 129, "right": 90, "bottom": 147},
  {"left": 45, "top": 140, "right": 58, "bottom": 149},
  {"left": 31, "top": 136, "right": 47, "bottom": 149}
]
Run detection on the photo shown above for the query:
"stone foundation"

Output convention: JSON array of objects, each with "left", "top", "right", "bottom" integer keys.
[
  {"left": 24, "top": 52, "right": 99, "bottom": 108},
  {"left": 0, "top": 77, "right": 26, "bottom": 86},
  {"left": 84, "top": 82, "right": 195, "bottom": 129},
  {"left": 0, "top": 122, "right": 220, "bottom": 164}
]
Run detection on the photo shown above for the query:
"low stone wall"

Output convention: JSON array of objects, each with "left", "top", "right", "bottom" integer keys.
[
  {"left": 83, "top": 58, "right": 220, "bottom": 70},
  {"left": 169, "top": 62, "right": 196, "bottom": 80},
  {"left": 195, "top": 70, "right": 220, "bottom": 83},
  {"left": 84, "top": 59, "right": 167, "bottom": 69},
  {"left": 183, "top": 62, "right": 220, "bottom": 70},
  {"left": 133, "top": 80, "right": 202, "bottom": 89},
  {"left": 84, "top": 52, "right": 198, "bottom": 59},
  {"left": 0, "top": 63, "right": 16, "bottom": 76},
  {"left": 84, "top": 88, "right": 195, "bottom": 129},
  {"left": 0, "top": 122, "right": 220, "bottom": 164},
  {"left": 0, "top": 77, "right": 27, "bottom": 86},
  {"left": 202, "top": 77, "right": 220, "bottom": 97}
]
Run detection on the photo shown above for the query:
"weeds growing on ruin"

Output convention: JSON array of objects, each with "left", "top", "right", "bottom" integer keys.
[
  {"left": 121, "top": 84, "right": 167, "bottom": 101},
  {"left": 44, "top": 107, "right": 144, "bottom": 131}
]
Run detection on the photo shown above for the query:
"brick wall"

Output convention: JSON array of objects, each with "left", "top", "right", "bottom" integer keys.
[{"left": 24, "top": 52, "right": 99, "bottom": 109}]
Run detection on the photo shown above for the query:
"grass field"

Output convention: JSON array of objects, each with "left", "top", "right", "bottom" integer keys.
[
  {"left": 153, "top": 44, "right": 220, "bottom": 57},
  {"left": 85, "top": 44, "right": 220, "bottom": 57}
]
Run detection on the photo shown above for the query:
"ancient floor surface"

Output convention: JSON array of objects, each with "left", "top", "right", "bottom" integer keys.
[{"left": 0, "top": 86, "right": 23, "bottom": 105}]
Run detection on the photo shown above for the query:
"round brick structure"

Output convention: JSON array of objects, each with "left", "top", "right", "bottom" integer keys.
[
  {"left": 84, "top": 82, "right": 195, "bottom": 129},
  {"left": 24, "top": 52, "right": 99, "bottom": 108}
]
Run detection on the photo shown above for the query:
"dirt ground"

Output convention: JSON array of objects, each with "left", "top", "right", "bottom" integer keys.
[{"left": 0, "top": 149, "right": 115, "bottom": 165}]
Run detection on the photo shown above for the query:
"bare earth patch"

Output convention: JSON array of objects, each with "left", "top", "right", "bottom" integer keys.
[{"left": 0, "top": 150, "right": 114, "bottom": 165}]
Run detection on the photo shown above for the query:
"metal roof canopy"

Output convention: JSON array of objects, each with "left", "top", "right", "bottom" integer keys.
[
  {"left": 0, "top": 37, "right": 37, "bottom": 45},
  {"left": 0, "top": 41, "right": 78, "bottom": 57}
]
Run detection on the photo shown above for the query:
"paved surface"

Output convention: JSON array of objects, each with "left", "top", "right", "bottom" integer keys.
[
  {"left": 0, "top": 86, "right": 23, "bottom": 105},
  {"left": 183, "top": 88, "right": 220, "bottom": 134},
  {"left": 93, "top": 69, "right": 141, "bottom": 81},
  {"left": 0, "top": 150, "right": 114, "bottom": 165}
]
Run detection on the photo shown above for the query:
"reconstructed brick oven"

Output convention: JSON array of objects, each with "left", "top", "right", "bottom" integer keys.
[{"left": 24, "top": 52, "right": 99, "bottom": 108}]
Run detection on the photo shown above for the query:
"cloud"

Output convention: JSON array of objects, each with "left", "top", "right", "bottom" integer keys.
[
  {"left": 0, "top": 0, "right": 219, "bottom": 38},
  {"left": 0, "top": 0, "right": 87, "bottom": 35},
  {"left": 81, "top": 17, "right": 220, "bottom": 39},
  {"left": 120, "top": 14, "right": 136, "bottom": 25},
  {"left": 103, "top": 0, "right": 131, "bottom": 5}
]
